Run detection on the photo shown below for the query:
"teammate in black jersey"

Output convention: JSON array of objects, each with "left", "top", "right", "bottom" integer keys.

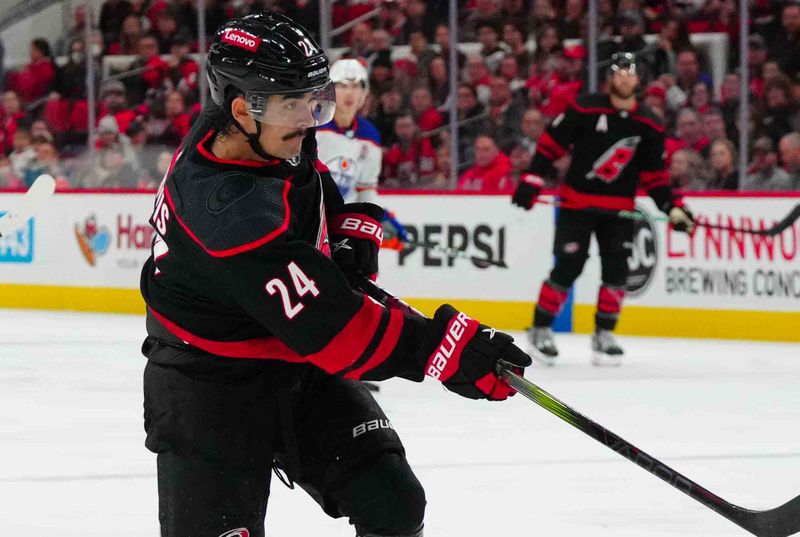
[
  {"left": 139, "top": 12, "right": 530, "bottom": 537},
  {"left": 512, "top": 53, "right": 695, "bottom": 366}
]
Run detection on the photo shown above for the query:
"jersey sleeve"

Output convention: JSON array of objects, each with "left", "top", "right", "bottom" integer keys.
[
  {"left": 637, "top": 126, "right": 683, "bottom": 212},
  {"left": 356, "top": 144, "right": 381, "bottom": 203},
  {"left": 527, "top": 102, "right": 581, "bottom": 177},
  {"left": 203, "top": 235, "right": 427, "bottom": 381}
]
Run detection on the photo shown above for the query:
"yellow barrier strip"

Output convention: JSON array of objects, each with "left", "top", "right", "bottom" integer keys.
[{"left": 1, "top": 284, "right": 796, "bottom": 342}]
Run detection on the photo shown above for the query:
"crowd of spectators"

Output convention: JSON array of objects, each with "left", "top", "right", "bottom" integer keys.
[{"left": 0, "top": 0, "right": 799, "bottom": 192}]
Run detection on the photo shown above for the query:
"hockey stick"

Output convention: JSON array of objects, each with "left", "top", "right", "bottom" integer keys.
[
  {"left": 535, "top": 199, "right": 800, "bottom": 237},
  {"left": 0, "top": 174, "right": 57, "bottom": 237},
  {"left": 357, "top": 277, "right": 800, "bottom": 537},
  {"left": 497, "top": 363, "right": 800, "bottom": 537}
]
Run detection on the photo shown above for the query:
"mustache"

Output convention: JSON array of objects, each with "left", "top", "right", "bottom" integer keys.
[{"left": 281, "top": 129, "right": 306, "bottom": 141}]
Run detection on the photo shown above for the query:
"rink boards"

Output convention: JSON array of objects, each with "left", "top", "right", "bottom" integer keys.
[{"left": 0, "top": 190, "right": 798, "bottom": 341}]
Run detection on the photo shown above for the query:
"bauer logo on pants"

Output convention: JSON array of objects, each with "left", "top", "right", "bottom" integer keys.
[{"left": 626, "top": 206, "right": 657, "bottom": 296}]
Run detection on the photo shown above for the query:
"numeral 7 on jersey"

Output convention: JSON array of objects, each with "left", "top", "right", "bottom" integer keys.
[{"left": 265, "top": 262, "right": 320, "bottom": 319}]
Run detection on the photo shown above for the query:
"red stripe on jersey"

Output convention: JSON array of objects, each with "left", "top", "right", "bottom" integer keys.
[
  {"left": 148, "top": 306, "right": 307, "bottom": 361},
  {"left": 570, "top": 101, "right": 615, "bottom": 115},
  {"left": 640, "top": 170, "right": 669, "bottom": 189},
  {"left": 560, "top": 185, "right": 635, "bottom": 211},
  {"left": 306, "top": 295, "right": 385, "bottom": 374},
  {"left": 163, "top": 179, "right": 292, "bottom": 257},
  {"left": 537, "top": 131, "right": 568, "bottom": 159},
  {"left": 344, "top": 307, "right": 405, "bottom": 380},
  {"left": 631, "top": 114, "right": 665, "bottom": 133},
  {"left": 314, "top": 159, "right": 330, "bottom": 173}
]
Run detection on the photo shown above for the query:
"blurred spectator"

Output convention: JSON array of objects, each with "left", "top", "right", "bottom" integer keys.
[
  {"left": 0, "top": 154, "right": 21, "bottom": 187},
  {"left": 434, "top": 24, "right": 466, "bottom": 71},
  {"left": 21, "top": 139, "right": 64, "bottom": 188},
  {"left": 666, "top": 108, "right": 710, "bottom": 160},
  {"left": 540, "top": 46, "right": 585, "bottom": 117},
  {"left": 562, "top": 0, "right": 585, "bottom": 39},
  {"left": 761, "top": 77, "right": 798, "bottom": 146},
  {"left": 107, "top": 14, "right": 144, "bottom": 55},
  {"left": 347, "top": 22, "right": 373, "bottom": 59},
  {"left": 643, "top": 81, "right": 668, "bottom": 119},
  {"left": 486, "top": 76, "right": 525, "bottom": 152},
  {"left": 498, "top": 55, "right": 527, "bottom": 95},
  {"left": 99, "top": 80, "right": 138, "bottom": 135},
  {"left": 7, "top": 39, "right": 56, "bottom": 104},
  {"left": 403, "top": 0, "right": 435, "bottom": 42},
  {"left": 84, "top": 145, "right": 140, "bottom": 188},
  {"left": 465, "top": 55, "right": 492, "bottom": 104},
  {"left": 31, "top": 121, "right": 53, "bottom": 142},
  {"left": 172, "top": 0, "right": 198, "bottom": 38},
  {"left": 97, "top": 115, "right": 139, "bottom": 169},
  {"left": 408, "top": 31, "right": 436, "bottom": 78},
  {"left": 502, "top": 22, "right": 531, "bottom": 75},
  {"left": 383, "top": 112, "right": 437, "bottom": 188},
  {"left": 517, "top": 107, "right": 546, "bottom": 154},
  {"left": 462, "top": 0, "right": 505, "bottom": 42},
  {"left": 365, "top": 29, "right": 392, "bottom": 72},
  {"left": 769, "top": 2, "right": 800, "bottom": 79},
  {"left": 476, "top": 21, "right": 509, "bottom": 73},
  {"left": 531, "top": 23, "right": 562, "bottom": 67},
  {"left": 747, "top": 34, "right": 769, "bottom": 98},
  {"left": 652, "top": 19, "right": 691, "bottom": 77},
  {"left": 52, "top": 39, "right": 94, "bottom": 101},
  {"left": 0, "top": 91, "right": 25, "bottom": 155},
  {"left": 778, "top": 132, "right": 800, "bottom": 184},
  {"left": 8, "top": 126, "right": 35, "bottom": 178},
  {"left": 530, "top": 0, "right": 558, "bottom": 32},
  {"left": 509, "top": 143, "right": 533, "bottom": 181},
  {"left": 153, "top": 9, "right": 180, "bottom": 54},
  {"left": 410, "top": 85, "right": 443, "bottom": 133},
  {"left": 165, "top": 36, "right": 200, "bottom": 98},
  {"left": 457, "top": 134, "right": 513, "bottom": 193},
  {"left": 601, "top": 11, "right": 653, "bottom": 78},
  {"left": 0, "top": 38, "right": 4, "bottom": 93},
  {"left": 428, "top": 56, "right": 450, "bottom": 107},
  {"left": 149, "top": 90, "right": 192, "bottom": 147},
  {"left": 452, "top": 83, "right": 490, "bottom": 165},
  {"left": 377, "top": 2, "right": 406, "bottom": 43},
  {"left": 707, "top": 138, "right": 739, "bottom": 189},
  {"left": 719, "top": 72, "right": 740, "bottom": 127},
  {"left": 369, "top": 88, "right": 403, "bottom": 147},
  {"left": 99, "top": 0, "right": 133, "bottom": 46},
  {"left": 125, "top": 35, "right": 169, "bottom": 104},
  {"left": 688, "top": 81, "right": 712, "bottom": 113},
  {"left": 742, "top": 136, "right": 794, "bottom": 191},
  {"left": 702, "top": 108, "right": 730, "bottom": 143},
  {"left": 669, "top": 147, "right": 709, "bottom": 190},
  {"left": 429, "top": 143, "right": 452, "bottom": 189},
  {"left": 674, "top": 49, "right": 713, "bottom": 94},
  {"left": 56, "top": 4, "right": 89, "bottom": 56}
]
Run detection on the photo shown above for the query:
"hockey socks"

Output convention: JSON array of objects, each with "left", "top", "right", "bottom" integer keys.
[
  {"left": 533, "top": 279, "right": 568, "bottom": 327},
  {"left": 595, "top": 284, "right": 625, "bottom": 331}
]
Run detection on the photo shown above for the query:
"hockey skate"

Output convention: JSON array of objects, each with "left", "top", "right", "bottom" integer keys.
[
  {"left": 527, "top": 326, "right": 559, "bottom": 366},
  {"left": 591, "top": 330, "right": 624, "bottom": 366}
]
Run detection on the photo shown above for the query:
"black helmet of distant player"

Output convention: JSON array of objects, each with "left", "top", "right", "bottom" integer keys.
[
  {"left": 206, "top": 12, "right": 335, "bottom": 159},
  {"left": 607, "top": 52, "right": 637, "bottom": 78}
]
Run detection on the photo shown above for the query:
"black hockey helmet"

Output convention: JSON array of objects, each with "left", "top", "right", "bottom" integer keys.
[
  {"left": 205, "top": 12, "right": 335, "bottom": 158},
  {"left": 207, "top": 12, "right": 334, "bottom": 123},
  {"left": 607, "top": 52, "right": 637, "bottom": 76}
]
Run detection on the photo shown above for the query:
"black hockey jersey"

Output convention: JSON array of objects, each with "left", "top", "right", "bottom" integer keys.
[
  {"left": 528, "top": 93, "right": 681, "bottom": 212},
  {"left": 140, "top": 111, "right": 427, "bottom": 382}
]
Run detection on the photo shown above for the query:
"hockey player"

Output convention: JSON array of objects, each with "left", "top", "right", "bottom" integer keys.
[
  {"left": 140, "top": 12, "right": 530, "bottom": 537},
  {"left": 316, "top": 59, "right": 382, "bottom": 203},
  {"left": 512, "top": 52, "right": 694, "bottom": 366}
]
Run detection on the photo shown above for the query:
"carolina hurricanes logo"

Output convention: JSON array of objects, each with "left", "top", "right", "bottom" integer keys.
[
  {"left": 218, "top": 529, "right": 249, "bottom": 537},
  {"left": 221, "top": 29, "right": 259, "bottom": 52},
  {"left": 586, "top": 136, "right": 641, "bottom": 183}
]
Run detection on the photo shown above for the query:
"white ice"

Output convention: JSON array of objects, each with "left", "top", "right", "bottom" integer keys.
[{"left": 1, "top": 309, "right": 799, "bottom": 536}]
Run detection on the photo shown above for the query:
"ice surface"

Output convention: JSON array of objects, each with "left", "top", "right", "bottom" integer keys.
[{"left": 1, "top": 309, "right": 799, "bottom": 536}]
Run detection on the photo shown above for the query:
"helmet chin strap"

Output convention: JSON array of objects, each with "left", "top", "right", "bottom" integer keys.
[{"left": 230, "top": 116, "right": 278, "bottom": 161}]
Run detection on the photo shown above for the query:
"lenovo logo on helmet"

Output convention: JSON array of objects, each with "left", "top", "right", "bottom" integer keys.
[{"left": 221, "top": 28, "right": 259, "bottom": 52}]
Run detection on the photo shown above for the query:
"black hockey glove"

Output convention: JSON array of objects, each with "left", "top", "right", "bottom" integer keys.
[
  {"left": 512, "top": 173, "right": 545, "bottom": 210},
  {"left": 330, "top": 203, "right": 385, "bottom": 285},
  {"left": 669, "top": 205, "right": 695, "bottom": 234},
  {"left": 420, "top": 305, "right": 532, "bottom": 401}
]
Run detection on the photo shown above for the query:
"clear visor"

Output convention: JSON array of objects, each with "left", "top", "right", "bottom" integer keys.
[{"left": 246, "top": 82, "right": 336, "bottom": 128}]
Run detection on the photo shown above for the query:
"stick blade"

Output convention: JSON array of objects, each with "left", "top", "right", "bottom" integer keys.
[
  {"left": 0, "top": 174, "right": 57, "bottom": 237},
  {"left": 738, "top": 493, "right": 800, "bottom": 537}
]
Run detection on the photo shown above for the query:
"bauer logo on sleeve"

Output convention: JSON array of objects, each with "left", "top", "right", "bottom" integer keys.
[{"left": 221, "top": 28, "right": 259, "bottom": 52}]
